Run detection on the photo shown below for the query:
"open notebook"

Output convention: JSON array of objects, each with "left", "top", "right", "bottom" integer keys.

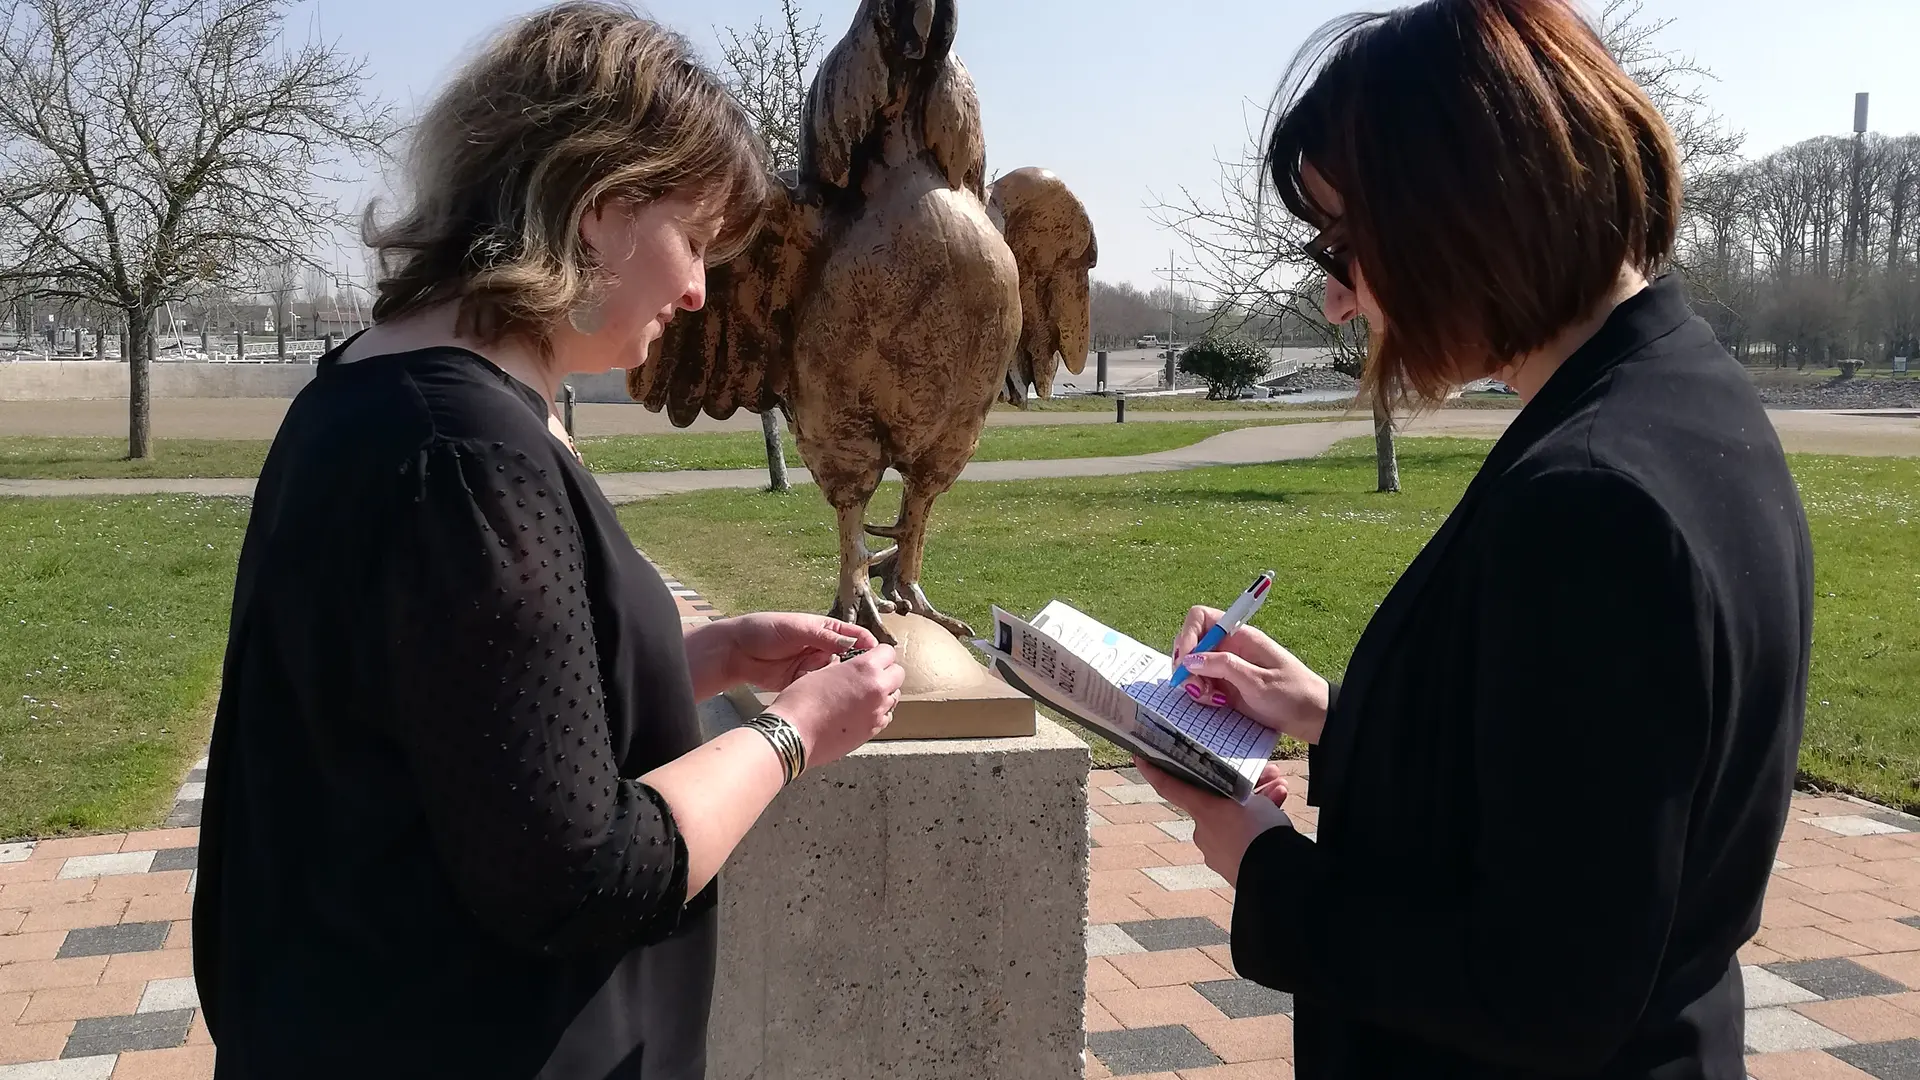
[{"left": 974, "top": 602, "right": 1277, "bottom": 803}]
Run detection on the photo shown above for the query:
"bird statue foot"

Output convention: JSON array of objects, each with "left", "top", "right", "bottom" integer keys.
[
  {"left": 829, "top": 586, "right": 898, "bottom": 646},
  {"left": 869, "top": 547, "right": 976, "bottom": 639}
]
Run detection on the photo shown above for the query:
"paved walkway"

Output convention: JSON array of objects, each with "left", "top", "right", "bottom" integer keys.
[
  {"left": 6, "top": 409, "right": 1916, "bottom": 503},
  {"left": 0, "top": 413, "right": 1505, "bottom": 501},
  {"left": 0, "top": 397, "right": 1350, "bottom": 439},
  {"left": 11, "top": 745, "right": 1920, "bottom": 1076}
]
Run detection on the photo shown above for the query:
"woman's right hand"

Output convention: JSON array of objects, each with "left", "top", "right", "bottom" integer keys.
[
  {"left": 1173, "top": 607, "right": 1330, "bottom": 745},
  {"left": 767, "top": 645, "right": 906, "bottom": 771}
]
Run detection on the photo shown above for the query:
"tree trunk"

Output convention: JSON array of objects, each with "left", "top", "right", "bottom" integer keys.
[
  {"left": 128, "top": 312, "right": 153, "bottom": 460},
  {"left": 1371, "top": 393, "right": 1400, "bottom": 494},
  {"left": 762, "top": 408, "right": 791, "bottom": 492}
]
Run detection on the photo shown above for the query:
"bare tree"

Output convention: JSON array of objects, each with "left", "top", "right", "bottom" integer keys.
[
  {"left": 1597, "top": 0, "right": 1744, "bottom": 196},
  {"left": 258, "top": 261, "right": 300, "bottom": 358},
  {"left": 1149, "top": 104, "right": 1400, "bottom": 492},
  {"left": 0, "top": 0, "right": 392, "bottom": 457},
  {"left": 715, "top": 0, "right": 823, "bottom": 490}
]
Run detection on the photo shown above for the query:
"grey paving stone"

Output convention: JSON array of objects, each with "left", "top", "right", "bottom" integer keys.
[
  {"left": 1899, "top": 915, "right": 1920, "bottom": 932},
  {"left": 1143, "top": 864, "right": 1229, "bottom": 891},
  {"left": 1868, "top": 811, "right": 1920, "bottom": 833},
  {"left": 1194, "top": 978, "right": 1293, "bottom": 1018},
  {"left": 1154, "top": 819, "right": 1196, "bottom": 843},
  {"left": 56, "top": 921, "right": 170, "bottom": 959},
  {"left": 1115, "top": 767, "right": 1145, "bottom": 784},
  {"left": 1743, "top": 1007, "right": 1852, "bottom": 1053},
  {"left": 1742, "top": 965, "right": 1822, "bottom": 1008},
  {"left": 1116, "top": 916, "right": 1230, "bottom": 952},
  {"left": 163, "top": 799, "right": 202, "bottom": 828},
  {"left": 1765, "top": 958, "right": 1910, "bottom": 1000},
  {"left": 1086, "top": 924, "right": 1145, "bottom": 958},
  {"left": 56, "top": 851, "right": 154, "bottom": 880},
  {"left": 184, "top": 768, "right": 208, "bottom": 783},
  {"left": 0, "top": 1057, "right": 118, "bottom": 1080},
  {"left": 1832, "top": 1038, "right": 1920, "bottom": 1079},
  {"left": 147, "top": 847, "right": 197, "bottom": 873},
  {"left": 61, "top": 1009, "right": 195, "bottom": 1058},
  {"left": 1087, "top": 1025, "right": 1221, "bottom": 1075},
  {"left": 137, "top": 977, "right": 199, "bottom": 1014}
]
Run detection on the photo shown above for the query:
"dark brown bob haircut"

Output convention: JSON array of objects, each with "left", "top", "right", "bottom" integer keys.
[
  {"left": 1266, "top": 0, "right": 1682, "bottom": 405},
  {"left": 364, "top": 2, "right": 770, "bottom": 351}
]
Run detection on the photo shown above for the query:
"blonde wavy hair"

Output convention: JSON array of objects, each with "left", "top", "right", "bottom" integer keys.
[{"left": 364, "top": 1, "right": 769, "bottom": 348}]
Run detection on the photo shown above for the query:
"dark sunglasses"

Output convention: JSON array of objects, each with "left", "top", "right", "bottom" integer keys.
[{"left": 1301, "top": 226, "right": 1354, "bottom": 292}]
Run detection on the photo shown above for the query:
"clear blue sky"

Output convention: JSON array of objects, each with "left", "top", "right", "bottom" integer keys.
[{"left": 296, "top": 0, "right": 1920, "bottom": 292}]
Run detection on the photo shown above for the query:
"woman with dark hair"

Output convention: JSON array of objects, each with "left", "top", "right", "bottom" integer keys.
[
  {"left": 1137, "top": 0, "right": 1813, "bottom": 1075},
  {"left": 193, "top": 5, "right": 905, "bottom": 1078}
]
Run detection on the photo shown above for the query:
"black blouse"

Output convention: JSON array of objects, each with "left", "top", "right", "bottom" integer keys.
[{"left": 193, "top": 345, "right": 716, "bottom": 1079}]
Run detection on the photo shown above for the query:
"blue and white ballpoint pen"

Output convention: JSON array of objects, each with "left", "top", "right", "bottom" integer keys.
[{"left": 1168, "top": 571, "right": 1275, "bottom": 689}]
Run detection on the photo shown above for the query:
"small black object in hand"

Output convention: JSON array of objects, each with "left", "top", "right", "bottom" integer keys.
[{"left": 838, "top": 647, "right": 869, "bottom": 662}]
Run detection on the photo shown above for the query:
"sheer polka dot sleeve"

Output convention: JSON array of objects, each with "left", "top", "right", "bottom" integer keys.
[{"left": 379, "top": 437, "right": 690, "bottom": 956}]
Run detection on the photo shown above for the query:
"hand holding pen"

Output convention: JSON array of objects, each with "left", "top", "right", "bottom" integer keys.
[
  {"left": 1170, "top": 572, "right": 1275, "bottom": 689},
  {"left": 1169, "top": 578, "right": 1333, "bottom": 747}
]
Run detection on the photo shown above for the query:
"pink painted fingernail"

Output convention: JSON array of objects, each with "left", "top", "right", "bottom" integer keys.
[
  {"left": 1185, "top": 683, "right": 1202, "bottom": 700},
  {"left": 1212, "top": 693, "right": 1228, "bottom": 706}
]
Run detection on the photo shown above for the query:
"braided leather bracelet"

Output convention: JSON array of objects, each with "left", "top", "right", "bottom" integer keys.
[{"left": 743, "top": 712, "right": 806, "bottom": 785}]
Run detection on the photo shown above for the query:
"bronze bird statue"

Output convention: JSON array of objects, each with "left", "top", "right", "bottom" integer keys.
[{"left": 628, "top": 0, "right": 1097, "bottom": 645}]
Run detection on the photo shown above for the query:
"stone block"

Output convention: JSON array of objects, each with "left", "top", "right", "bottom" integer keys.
[{"left": 700, "top": 696, "right": 1090, "bottom": 1080}]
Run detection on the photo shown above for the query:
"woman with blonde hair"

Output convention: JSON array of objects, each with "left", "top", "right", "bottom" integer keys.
[{"left": 193, "top": 5, "right": 904, "bottom": 1077}]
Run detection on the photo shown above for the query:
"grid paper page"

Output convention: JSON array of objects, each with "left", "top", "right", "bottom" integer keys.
[{"left": 1031, "top": 602, "right": 1277, "bottom": 787}]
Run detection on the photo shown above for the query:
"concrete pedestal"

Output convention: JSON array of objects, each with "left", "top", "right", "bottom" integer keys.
[{"left": 698, "top": 696, "right": 1091, "bottom": 1080}]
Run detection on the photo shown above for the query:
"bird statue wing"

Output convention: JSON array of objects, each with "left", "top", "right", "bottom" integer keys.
[
  {"left": 627, "top": 177, "right": 820, "bottom": 424},
  {"left": 988, "top": 167, "right": 1099, "bottom": 401}
]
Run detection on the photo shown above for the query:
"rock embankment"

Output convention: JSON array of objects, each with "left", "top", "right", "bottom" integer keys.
[
  {"left": 1755, "top": 378, "right": 1920, "bottom": 411},
  {"left": 1266, "top": 366, "right": 1360, "bottom": 394}
]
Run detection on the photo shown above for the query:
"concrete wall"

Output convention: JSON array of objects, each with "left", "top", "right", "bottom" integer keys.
[
  {"left": 0, "top": 360, "right": 646, "bottom": 404},
  {"left": 0, "top": 361, "right": 316, "bottom": 401},
  {"left": 562, "top": 370, "right": 637, "bottom": 403}
]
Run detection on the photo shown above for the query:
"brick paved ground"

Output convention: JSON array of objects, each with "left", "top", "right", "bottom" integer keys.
[
  {"left": 6, "top": 573, "right": 1920, "bottom": 1078},
  {"left": 1086, "top": 765, "right": 1920, "bottom": 1079}
]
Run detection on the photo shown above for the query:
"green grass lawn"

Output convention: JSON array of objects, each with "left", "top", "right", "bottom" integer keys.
[
  {"left": 1, "top": 436, "right": 1912, "bottom": 840},
  {"left": 0, "top": 421, "right": 1305, "bottom": 480},
  {"left": 0, "top": 496, "right": 246, "bottom": 839},
  {"left": 620, "top": 439, "right": 1920, "bottom": 801},
  {"left": 0, "top": 437, "right": 271, "bottom": 479}
]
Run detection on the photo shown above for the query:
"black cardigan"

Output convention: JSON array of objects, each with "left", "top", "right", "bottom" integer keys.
[
  {"left": 1232, "top": 276, "right": 1814, "bottom": 1079},
  {"left": 195, "top": 347, "right": 715, "bottom": 1079}
]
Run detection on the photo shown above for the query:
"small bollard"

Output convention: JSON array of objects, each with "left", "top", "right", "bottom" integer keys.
[
  {"left": 1115, "top": 394, "right": 1126, "bottom": 423},
  {"left": 1096, "top": 350, "right": 1108, "bottom": 392},
  {"left": 563, "top": 383, "right": 577, "bottom": 436}
]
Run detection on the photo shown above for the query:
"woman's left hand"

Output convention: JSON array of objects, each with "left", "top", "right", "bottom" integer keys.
[
  {"left": 716, "top": 613, "right": 879, "bottom": 691},
  {"left": 1135, "top": 757, "right": 1293, "bottom": 888}
]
